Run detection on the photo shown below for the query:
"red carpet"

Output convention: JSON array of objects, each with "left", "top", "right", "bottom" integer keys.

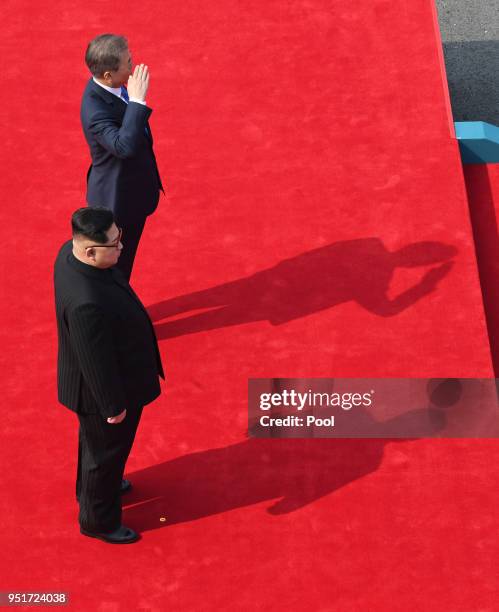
[{"left": 1, "top": 1, "right": 498, "bottom": 610}]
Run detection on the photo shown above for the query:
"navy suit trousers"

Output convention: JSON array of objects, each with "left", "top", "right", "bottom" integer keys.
[{"left": 114, "top": 217, "right": 146, "bottom": 281}]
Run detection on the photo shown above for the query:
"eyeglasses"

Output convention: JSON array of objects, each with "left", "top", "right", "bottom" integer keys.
[{"left": 86, "top": 227, "right": 122, "bottom": 249}]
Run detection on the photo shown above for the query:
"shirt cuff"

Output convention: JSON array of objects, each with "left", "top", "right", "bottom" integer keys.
[{"left": 129, "top": 98, "right": 147, "bottom": 105}]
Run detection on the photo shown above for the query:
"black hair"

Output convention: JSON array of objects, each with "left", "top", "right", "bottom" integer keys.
[
  {"left": 71, "top": 207, "right": 114, "bottom": 243},
  {"left": 85, "top": 34, "right": 128, "bottom": 77}
]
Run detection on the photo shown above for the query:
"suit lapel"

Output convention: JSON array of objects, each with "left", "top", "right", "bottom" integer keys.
[{"left": 88, "top": 78, "right": 127, "bottom": 119}]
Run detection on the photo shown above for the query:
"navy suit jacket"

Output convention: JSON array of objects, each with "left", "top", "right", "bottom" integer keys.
[{"left": 80, "top": 78, "right": 163, "bottom": 224}]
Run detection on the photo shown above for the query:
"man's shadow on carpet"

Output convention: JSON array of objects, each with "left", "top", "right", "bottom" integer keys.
[
  {"left": 147, "top": 237, "right": 456, "bottom": 338},
  {"left": 122, "top": 381, "right": 461, "bottom": 530},
  {"left": 123, "top": 402, "right": 450, "bottom": 532},
  {"left": 122, "top": 437, "right": 390, "bottom": 530},
  {"left": 123, "top": 378, "right": 463, "bottom": 530}
]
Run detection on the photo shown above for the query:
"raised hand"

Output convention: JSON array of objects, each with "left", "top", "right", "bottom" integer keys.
[
  {"left": 420, "top": 261, "right": 454, "bottom": 289},
  {"left": 127, "top": 64, "right": 150, "bottom": 102}
]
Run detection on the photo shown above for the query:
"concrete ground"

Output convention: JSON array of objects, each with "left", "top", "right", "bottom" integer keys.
[{"left": 435, "top": 0, "right": 499, "bottom": 124}]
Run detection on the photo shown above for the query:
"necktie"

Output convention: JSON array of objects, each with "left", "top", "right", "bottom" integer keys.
[{"left": 120, "top": 86, "right": 129, "bottom": 103}]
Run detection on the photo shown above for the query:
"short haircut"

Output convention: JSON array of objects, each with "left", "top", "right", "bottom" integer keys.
[
  {"left": 85, "top": 34, "right": 128, "bottom": 77},
  {"left": 72, "top": 207, "right": 114, "bottom": 243}
]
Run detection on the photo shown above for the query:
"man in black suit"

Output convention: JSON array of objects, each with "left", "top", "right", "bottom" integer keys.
[
  {"left": 80, "top": 34, "right": 163, "bottom": 280},
  {"left": 54, "top": 207, "right": 164, "bottom": 543}
]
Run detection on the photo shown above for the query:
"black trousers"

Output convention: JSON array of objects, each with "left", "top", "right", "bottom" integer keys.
[
  {"left": 115, "top": 217, "right": 146, "bottom": 281},
  {"left": 76, "top": 406, "right": 143, "bottom": 532}
]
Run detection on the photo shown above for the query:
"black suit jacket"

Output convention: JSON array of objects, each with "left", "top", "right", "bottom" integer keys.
[
  {"left": 80, "top": 78, "right": 163, "bottom": 224},
  {"left": 54, "top": 241, "right": 165, "bottom": 417}
]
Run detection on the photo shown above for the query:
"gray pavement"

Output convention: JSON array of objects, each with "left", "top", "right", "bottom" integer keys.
[{"left": 435, "top": 0, "right": 499, "bottom": 124}]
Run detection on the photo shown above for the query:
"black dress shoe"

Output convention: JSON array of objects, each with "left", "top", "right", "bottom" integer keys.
[
  {"left": 80, "top": 524, "right": 139, "bottom": 544},
  {"left": 120, "top": 478, "right": 132, "bottom": 494}
]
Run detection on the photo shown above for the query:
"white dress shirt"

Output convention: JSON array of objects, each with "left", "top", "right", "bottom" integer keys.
[{"left": 92, "top": 77, "right": 146, "bottom": 105}]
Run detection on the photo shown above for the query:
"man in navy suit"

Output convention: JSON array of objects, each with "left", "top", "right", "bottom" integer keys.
[{"left": 81, "top": 34, "right": 163, "bottom": 280}]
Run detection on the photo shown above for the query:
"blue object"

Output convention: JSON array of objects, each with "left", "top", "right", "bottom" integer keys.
[
  {"left": 455, "top": 121, "right": 499, "bottom": 164},
  {"left": 120, "top": 86, "right": 129, "bottom": 102}
]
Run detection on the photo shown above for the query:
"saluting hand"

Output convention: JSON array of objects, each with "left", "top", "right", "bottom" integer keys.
[
  {"left": 107, "top": 409, "right": 127, "bottom": 424},
  {"left": 127, "top": 64, "right": 150, "bottom": 102}
]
